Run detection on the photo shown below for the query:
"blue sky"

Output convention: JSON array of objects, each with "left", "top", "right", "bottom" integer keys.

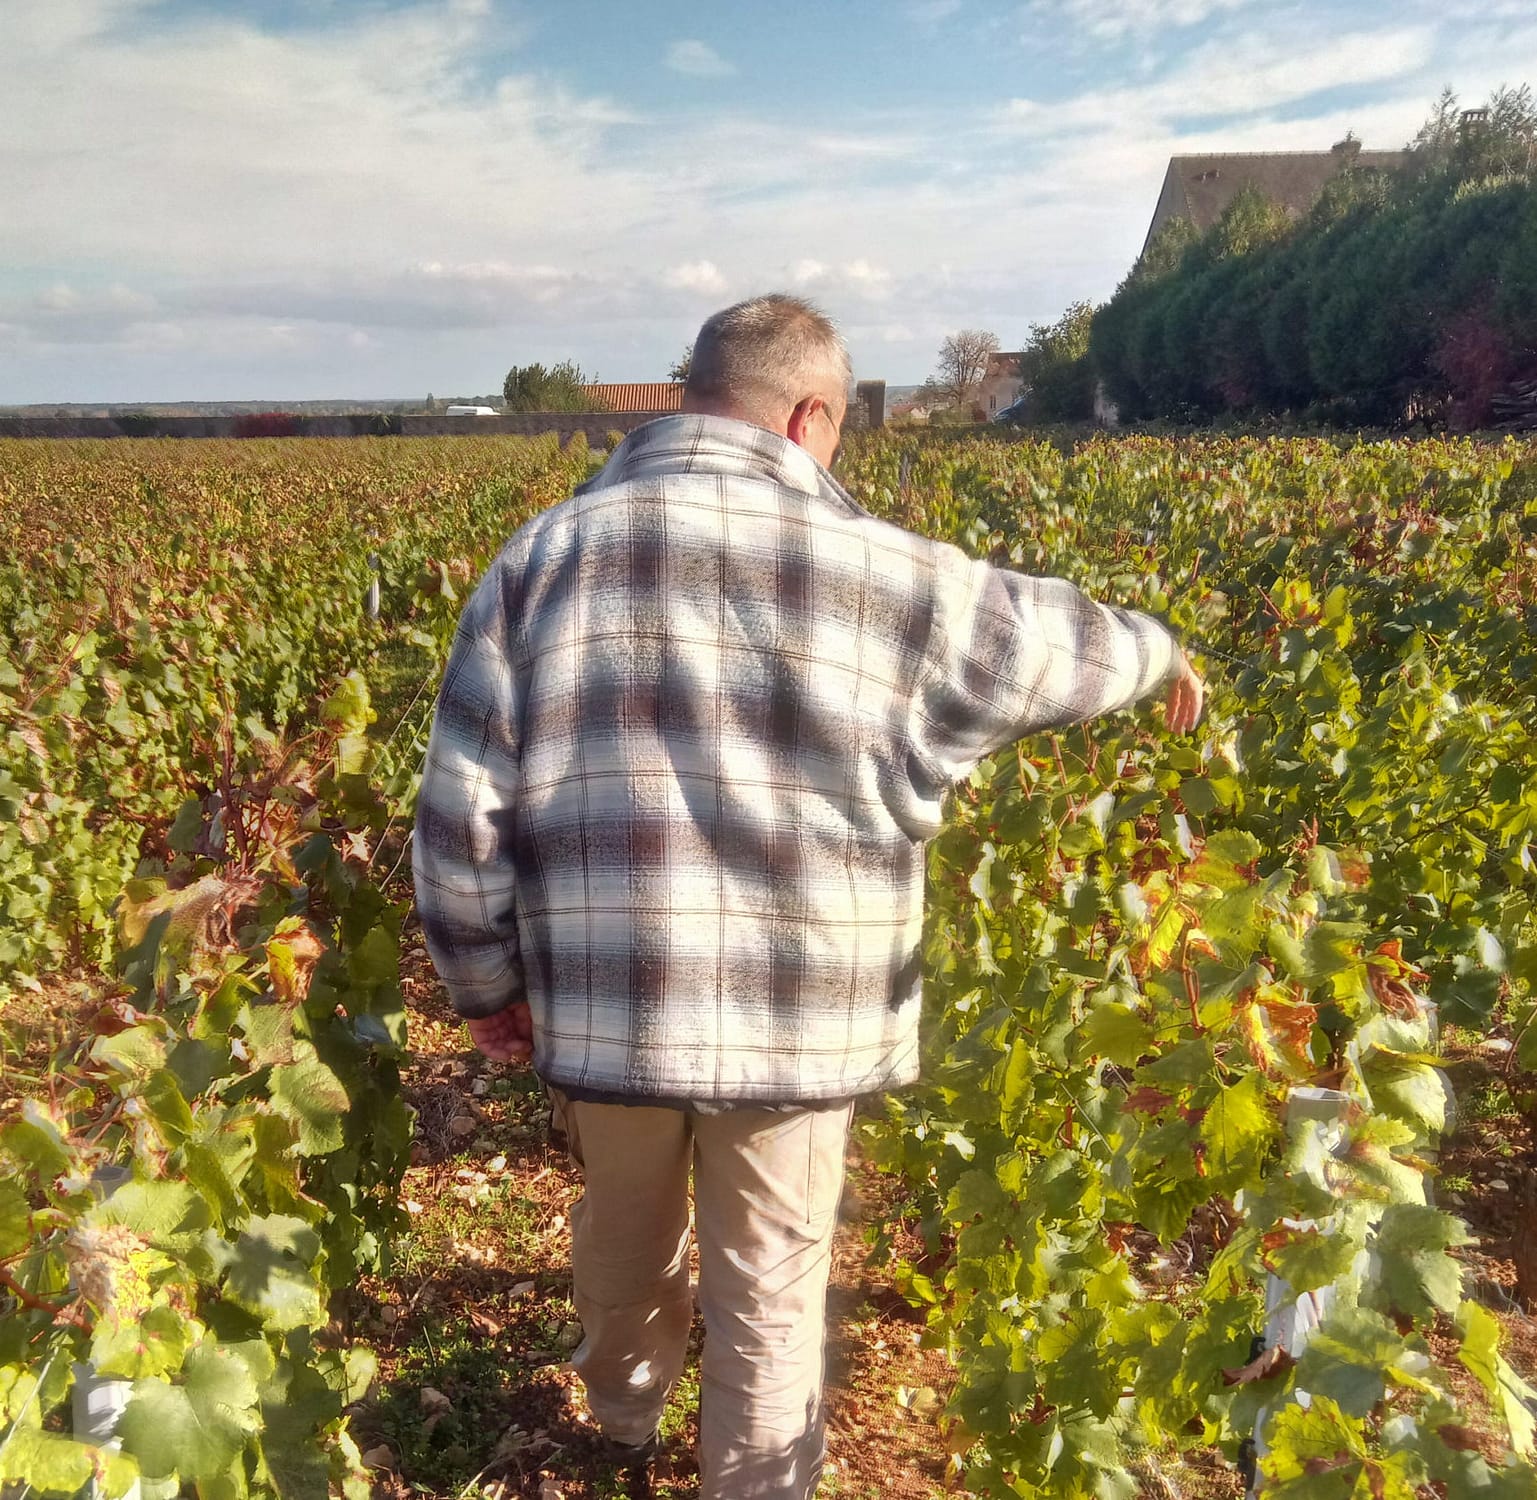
[{"left": 4, "top": 0, "right": 1535, "bottom": 401}]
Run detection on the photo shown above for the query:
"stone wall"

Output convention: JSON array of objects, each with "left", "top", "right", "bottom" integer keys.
[
  {"left": 399, "top": 413, "right": 655, "bottom": 442},
  {"left": 0, "top": 411, "right": 665, "bottom": 441}
]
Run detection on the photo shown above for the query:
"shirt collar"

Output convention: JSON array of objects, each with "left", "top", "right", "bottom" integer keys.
[{"left": 579, "top": 414, "right": 863, "bottom": 516}]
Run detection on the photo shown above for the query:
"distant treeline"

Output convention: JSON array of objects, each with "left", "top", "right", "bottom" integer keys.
[{"left": 1049, "top": 88, "right": 1537, "bottom": 430}]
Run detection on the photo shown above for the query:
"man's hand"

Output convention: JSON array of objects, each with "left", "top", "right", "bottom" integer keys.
[
  {"left": 466, "top": 1003, "right": 533, "bottom": 1063},
  {"left": 1164, "top": 650, "right": 1206, "bottom": 735}
]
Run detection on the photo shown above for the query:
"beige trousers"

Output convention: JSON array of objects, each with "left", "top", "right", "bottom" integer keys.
[{"left": 548, "top": 1090, "right": 853, "bottom": 1500}]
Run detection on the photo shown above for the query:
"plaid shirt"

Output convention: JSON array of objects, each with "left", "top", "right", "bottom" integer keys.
[{"left": 413, "top": 415, "right": 1178, "bottom": 1104}]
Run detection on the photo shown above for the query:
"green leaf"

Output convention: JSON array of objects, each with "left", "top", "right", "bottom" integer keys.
[
  {"left": 347, "top": 923, "right": 398, "bottom": 989},
  {"left": 268, "top": 1046, "right": 349, "bottom": 1156},
  {"left": 1142, "top": 1037, "right": 1216, "bottom": 1088},
  {"left": 238, "top": 1003, "right": 297, "bottom": 1067},
  {"left": 946, "top": 1169, "right": 1008, "bottom": 1224},
  {"left": 1037, "top": 1308, "right": 1119, "bottom": 1417},
  {"left": 1367, "top": 1203, "right": 1469, "bottom": 1319},
  {"left": 92, "top": 1303, "right": 198, "bottom": 1381},
  {"left": 120, "top": 1338, "right": 272, "bottom": 1481},
  {"left": 88, "top": 1179, "right": 211, "bottom": 1253},
  {"left": 0, "top": 1428, "right": 140, "bottom": 1497},
  {"left": 1264, "top": 1223, "right": 1361, "bottom": 1295},
  {"left": 1187, "top": 830, "right": 1262, "bottom": 891},
  {"left": 1029, "top": 1150, "right": 1101, "bottom": 1221},
  {"left": 1362, "top": 1054, "right": 1452, "bottom": 1136},
  {"left": 1199, "top": 1070, "right": 1277, "bottom": 1190},
  {"left": 319, "top": 671, "right": 374, "bottom": 736},
  {"left": 1260, "top": 1393, "right": 1365, "bottom": 1495},
  {"left": 1078, "top": 1001, "right": 1151, "bottom": 1067},
  {"left": 209, "top": 1214, "right": 325, "bottom": 1332},
  {"left": 1, "top": 1099, "right": 73, "bottom": 1180},
  {"left": 1294, "top": 1306, "right": 1415, "bottom": 1417},
  {"left": 1459, "top": 1301, "right": 1537, "bottom": 1456},
  {"left": 0, "top": 1178, "right": 32, "bottom": 1258},
  {"left": 166, "top": 797, "right": 204, "bottom": 854}
]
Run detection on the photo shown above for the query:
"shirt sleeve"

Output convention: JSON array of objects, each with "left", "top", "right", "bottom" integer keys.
[
  {"left": 907, "top": 542, "right": 1179, "bottom": 788},
  {"left": 411, "top": 568, "right": 527, "bottom": 1020}
]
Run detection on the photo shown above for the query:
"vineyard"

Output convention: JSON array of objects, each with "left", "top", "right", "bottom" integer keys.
[{"left": 2, "top": 430, "right": 1536, "bottom": 1499}]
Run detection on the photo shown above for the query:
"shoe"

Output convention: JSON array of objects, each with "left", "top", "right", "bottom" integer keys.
[
  {"left": 600, "top": 1430, "right": 660, "bottom": 1499},
  {"left": 600, "top": 1428, "right": 660, "bottom": 1464}
]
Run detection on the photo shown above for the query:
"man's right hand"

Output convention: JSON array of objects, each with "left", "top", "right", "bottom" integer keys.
[
  {"left": 466, "top": 1003, "right": 533, "bottom": 1063},
  {"left": 1164, "top": 649, "right": 1206, "bottom": 735}
]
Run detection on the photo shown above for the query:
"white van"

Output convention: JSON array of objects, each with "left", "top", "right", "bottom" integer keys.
[{"left": 444, "top": 405, "right": 498, "bottom": 416}]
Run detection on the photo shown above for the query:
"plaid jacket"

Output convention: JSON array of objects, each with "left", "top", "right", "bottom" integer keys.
[{"left": 413, "top": 415, "right": 1178, "bottom": 1103}]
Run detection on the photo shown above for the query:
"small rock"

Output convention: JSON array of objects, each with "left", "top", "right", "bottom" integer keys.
[
  {"left": 510, "top": 1280, "right": 536, "bottom": 1298},
  {"left": 557, "top": 1321, "right": 583, "bottom": 1350},
  {"left": 360, "top": 1444, "right": 394, "bottom": 1471},
  {"left": 539, "top": 1480, "right": 566, "bottom": 1500},
  {"left": 471, "top": 1077, "right": 490, "bottom": 1096},
  {"left": 380, "top": 1304, "right": 401, "bottom": 1324},
  {"left": 448, "top": 1114, "right": 478, "bottom": 1138},
  {"left": 419, "top": 1385, "right": 453, "bottom": 1415},
  {"left": 1491, "top": 1179, "right": 1512, "bottom": 1192},
  {"left": 1481, "top": 1038, "right": 1514, "bottom": 1054},
  {"left": 488, "top": 1154, "right": 508, "bottom": 1172}
]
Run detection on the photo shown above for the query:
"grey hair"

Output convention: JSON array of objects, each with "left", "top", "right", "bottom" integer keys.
[{"left": 684, "top": 294, "right": 852, "bottom": 419}]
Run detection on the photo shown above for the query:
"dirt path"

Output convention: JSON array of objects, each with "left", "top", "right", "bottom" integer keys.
[{"left": 349, "top": 928, "right": 953, "bottom": 1499}]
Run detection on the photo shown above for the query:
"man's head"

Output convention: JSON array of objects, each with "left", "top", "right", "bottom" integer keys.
[{"left": 682, "top": 294, "right": 851, "bottom": 468}]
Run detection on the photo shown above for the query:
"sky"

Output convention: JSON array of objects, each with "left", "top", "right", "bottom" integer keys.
[{"left": 4, "top": 0, "right": 1536, "bottom": 402}]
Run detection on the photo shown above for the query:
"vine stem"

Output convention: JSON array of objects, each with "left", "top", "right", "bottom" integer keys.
[
  {"left": 17, "top": 616, "right": 98, "bottom": 716},
  {"left": 0, "top": 1267, "right": 81, "bottom": 1327},
  {"left": 1180, "top": 929, "right": 1205, "bottom": 1035}
]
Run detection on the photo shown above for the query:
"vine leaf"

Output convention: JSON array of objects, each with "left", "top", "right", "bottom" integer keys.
[
  {"left": 209, "top": 1214, "right": 325, "bottom": 1333},
  {"left": 1199, "top": 1070, "right": 1276, "bottom": 1190},
  {"left": 268, "top": 1046, "right": 349, "bottom": 1156},
  {"left": 120, "top": 1337, "right": 272, "bottom": 1481}
]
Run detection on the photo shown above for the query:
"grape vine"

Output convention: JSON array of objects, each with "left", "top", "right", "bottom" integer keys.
[{"left": 3, "top": 430, "right": 1536, "bottom": 1498}]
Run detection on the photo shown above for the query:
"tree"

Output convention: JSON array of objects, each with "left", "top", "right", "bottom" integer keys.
[
  {"left": 924, "top": 329, "right": 1000, "bottom": 413},
  {"left": 1133, "top": 216, "right": 1200, "bottom": 283},
  {"left": 1020, "top": 301, "right": 1098, "bottom": 422},
  {"left": 1408, "top": 84, "right": 1537, "bottom": 183},
  {"left": 502, "top": 361, "right": 603, "bottom": 413},
  {"left": 668, "top": 344, "right": 693, "bottom": 383}
]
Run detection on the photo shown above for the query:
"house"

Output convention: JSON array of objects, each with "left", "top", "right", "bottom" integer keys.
[
  {"left": 1142, "top": 137, "right": 1408, "bottom": 255},
  {"left": 978, "top": 352, "right": 1025, "bottom": 419},
  {"left": 582, "top": 383, "right": 685, "bottom": 414}
]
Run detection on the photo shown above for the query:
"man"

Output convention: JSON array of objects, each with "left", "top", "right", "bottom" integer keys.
[{"left": 413, "top": 294, "right": 1204, "bottom": 1499}]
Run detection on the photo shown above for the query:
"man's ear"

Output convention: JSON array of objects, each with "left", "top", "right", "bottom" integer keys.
[{"left": 787, "top": 396, "right": 822, "bottom": 450}]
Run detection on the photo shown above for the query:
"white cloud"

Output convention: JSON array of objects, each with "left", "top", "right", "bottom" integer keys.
[
  {"left": 662, "top": 260, "right": 729, "bottom": 295},
  {"left": 3, "top": 0, "right": 1536, "bottom": 399},
  {"left": 1025, "top": 0, "right": 1257, "bottom": 44},
  {"left": 996, "top": 24, "right": 1437, "bottom": 137},
  {"left": 786, "top": 259, "right": 895, "bottom": 301},
  {"left": 664, "top": 39, "right": 735, "bottom": 78}
]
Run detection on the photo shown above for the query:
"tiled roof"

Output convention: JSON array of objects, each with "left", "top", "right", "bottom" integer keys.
[
  {"left": 1144, "top": 145, "right": 1409, "bottom": 254},
  {"left": 583, "top": 383, "right": 685, "bottom": 414}
]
